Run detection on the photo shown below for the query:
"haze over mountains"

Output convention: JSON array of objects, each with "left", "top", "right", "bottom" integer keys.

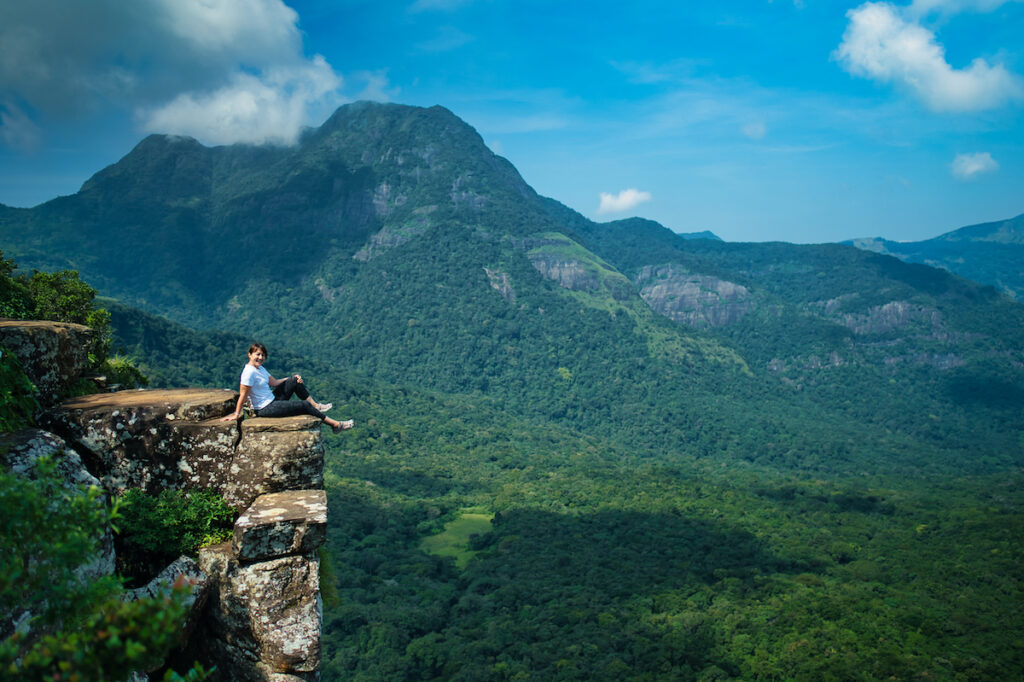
[
  {"left": 848, "top": 212, "right": 1024, "bottom": 300},
  {"left": 2, "top": 101, "right": 1024, "bottom": 680}
]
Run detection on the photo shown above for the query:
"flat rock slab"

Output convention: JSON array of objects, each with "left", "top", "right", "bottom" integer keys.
[
  {"left": 44, "top": 390, "right": 324, "bottom": 509},
  {"left": 56, "top": 387, "right": 237, "bottom": 422},
  {"left": 234, "top": 490, "right": 327, "bottom": 563},
  {"left": 0, "top": 320, "right": 94, "bottom": 406}
]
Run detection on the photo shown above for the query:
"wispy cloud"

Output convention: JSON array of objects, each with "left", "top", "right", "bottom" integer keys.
[
  {"left": 352, "top": 70, "right": 400, "bottom": 102},
  {"left": 597, "top": 188, "right": 652, "bottom": 214},
  {"left": 741, "top": 120, "right": 768, "bottom": 140},
  {"left": 415, "top": 25, "right": 475, "bottom": 53},
  {"left": 0, "top": 101, "right": 41, "bottom": 152},
  {"left": 951, "top": 151, "right": 998, "bottom": 179},
  {"left": 834, "top": 1, "right": 1024, "bottom": 112},
  {"left": 908, "top": 0, "right": 1022, "bottom": 17}
]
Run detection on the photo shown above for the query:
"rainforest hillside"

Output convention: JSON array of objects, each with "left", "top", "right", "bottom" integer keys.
[{"left": 2, "top": 101, "right": 1023, "bottom": 680}]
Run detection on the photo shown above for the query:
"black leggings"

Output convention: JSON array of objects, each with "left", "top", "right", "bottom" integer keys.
[{"left": 254, "top": 375, "right": 326, "bottom": 421}]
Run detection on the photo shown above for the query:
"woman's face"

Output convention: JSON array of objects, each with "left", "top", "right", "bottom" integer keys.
[{"left": 248, "top": 348, "right": 266, "bottom": 367}]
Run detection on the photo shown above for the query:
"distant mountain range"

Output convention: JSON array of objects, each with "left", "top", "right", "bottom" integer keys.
[
  {"left": 847, "top": 213, "right": 1024, "bottom": 299},
  {"left": 1, "top": 101, "right": 1022, "bottom": 477}
]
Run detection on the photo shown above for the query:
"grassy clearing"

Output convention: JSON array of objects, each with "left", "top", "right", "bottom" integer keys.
[{"left": 419, "top": 511, "right": 494, "bottom": 569}]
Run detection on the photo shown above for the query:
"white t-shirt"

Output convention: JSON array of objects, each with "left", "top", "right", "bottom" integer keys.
[{"left": 240, "top": 364, "right": 275, "bottom": 410}]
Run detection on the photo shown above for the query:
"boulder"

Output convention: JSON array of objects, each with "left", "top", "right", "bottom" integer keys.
[
  {"left": 0, "top": 427, "right": 105, "bottom": 492},
  {"left": 126, "top": 555, "right": 210, "bottom": 648},
  {"left": 0, "top": 429, "right": 115, "bottom": 641},
  {"left": 0, "top": 320, "right": 94, "bottom": 406},
  {"left": 198, "top": 543, "right": 322, "bottom": 679},
  {"left": 234, "top": 490, "right": 328, "bottom": 564}
]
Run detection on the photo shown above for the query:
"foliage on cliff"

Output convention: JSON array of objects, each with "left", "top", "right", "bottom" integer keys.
[
  {"left": 0, "top": 249, "right": 146, "bottom": 390},
  {"left": 0, "top": 458, "right": 201, "bottom": 681},
  {"left": 116, "top": 488, "right": 236, "bottom": 585},
  {"left": 0, "top": 345, "right": 38, "bottom": 432}
]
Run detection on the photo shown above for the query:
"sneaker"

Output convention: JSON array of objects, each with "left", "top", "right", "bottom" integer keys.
[
  {"left": 317, "top": 402, "right": 333, "bottom": 412},
  {"left": 331, "top": 419, "right": 353, "bottom": 434}
]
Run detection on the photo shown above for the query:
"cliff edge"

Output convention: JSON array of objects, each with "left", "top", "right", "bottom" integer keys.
[{"left": 0, "top": 320, "right": 326, "bottom": 681}]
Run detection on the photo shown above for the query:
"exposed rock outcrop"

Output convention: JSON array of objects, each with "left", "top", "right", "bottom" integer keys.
[
  {"left": 525, "top": 237, "right": 634, "bottom": 302},
  {"left": 635, "top": 264, "right": 752, "bottom": 328},
  {"left": 483, "top": 267, "right": 516, "bottom": 303},
  {"left": 1, "top": 321, "right": 328, "bottom": 680},
  {"left": 234, "top": 490, "right": 327, "bottom": 564},
  {"left": 0, "top": 320, "right": 95, "bottom": 406},
  {"left": 41, "top": 388, "right": 324, "bottom": 510}
]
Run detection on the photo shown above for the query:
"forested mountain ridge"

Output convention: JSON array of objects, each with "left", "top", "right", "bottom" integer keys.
[
  {"left": 848, "top": 212, "right": 1024, "bottom": 299},
  {"left": 1, "top": 100, "right": 1023, "bottom": 477},
  {"left": 3, "top": 101, "right": 1023, "bottom": 680}
]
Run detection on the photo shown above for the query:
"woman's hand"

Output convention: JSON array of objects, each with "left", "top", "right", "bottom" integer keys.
[
  {"left": 294, "top": 374, "right": 303, "bottom": 383},
  {"left": 220, "top": 412, "right": 241, "bottom": 422}
]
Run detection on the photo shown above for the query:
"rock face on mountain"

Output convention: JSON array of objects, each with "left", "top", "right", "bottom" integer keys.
[
  {"left": 0, "top": 322, "right": 326, "bottom": 681},
  {"left": 634, "top": 264, "right": 752, "bottom": 328}
]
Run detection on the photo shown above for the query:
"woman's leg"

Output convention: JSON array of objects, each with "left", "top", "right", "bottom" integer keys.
[
  {"left": 255, "top": 399, "right": 326, "bottom": 421},
  {"left": 273, "top": 375, "right": 326, "bottom": 410},
  {"left": 273, "top": 375, "right": 311, "bottom": 401}
]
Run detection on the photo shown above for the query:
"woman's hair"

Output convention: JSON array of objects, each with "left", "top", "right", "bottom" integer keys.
[{"left": 248, "top": 342, "right": 268, "bottom": 357}]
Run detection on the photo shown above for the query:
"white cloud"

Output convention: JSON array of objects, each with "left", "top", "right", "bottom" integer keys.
[
  {"left": 0, "top": 0, "right": 344, "bottom": 149},
  {"left": 597, "top": 188, "right": 652, "bottom": 214},
  {"left": 834, "top": 2, "right": 1024, "bottom": 112},
  {"left": 951, "top": 151, "right": 998, "bottom": 179},
  {"left": 142, "top": 57, "right": 342, "bottom": 146}
]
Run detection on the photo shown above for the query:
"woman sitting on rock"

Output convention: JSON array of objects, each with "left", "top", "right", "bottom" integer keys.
[{"left": 221, "top": 342, "right": 354, "bottom": 433}]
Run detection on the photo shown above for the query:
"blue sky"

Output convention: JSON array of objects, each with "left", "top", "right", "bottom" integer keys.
[{"left": 1, "top": 0, "right": 1022, "bottom": 243}]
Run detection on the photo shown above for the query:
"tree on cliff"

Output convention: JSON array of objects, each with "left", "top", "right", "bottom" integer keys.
[{"left": 0, "top": 248, "right": 146, "bottom": 390}]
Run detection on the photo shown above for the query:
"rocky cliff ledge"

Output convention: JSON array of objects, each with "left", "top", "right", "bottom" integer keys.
[
  {"left": 0, "top": 319, "right": 94, "bottom": 407},
  {"left": 1, "top": 321, "right": 326, "bottom": 681}
]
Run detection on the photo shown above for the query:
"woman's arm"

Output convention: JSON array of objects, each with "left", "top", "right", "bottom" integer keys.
[
  {"left": 268, "top": 373, "right": 301, "bottom": 387},
  {"left": 221, "top": 384, "right": 252, "bottom": 421}
]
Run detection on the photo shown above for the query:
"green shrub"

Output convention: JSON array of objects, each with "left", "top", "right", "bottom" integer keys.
[
  {"left": 0, "top": 345, "right": 39, "bottom": 433},
  {"left": 0, "top": 457, "right": 208, "bottom": 680},
  {"left": 116, "top": 488, "right": 237, "bottom": 585},
  {"left": 103, "top": 352, "right": 150, "bottom": 389}
]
